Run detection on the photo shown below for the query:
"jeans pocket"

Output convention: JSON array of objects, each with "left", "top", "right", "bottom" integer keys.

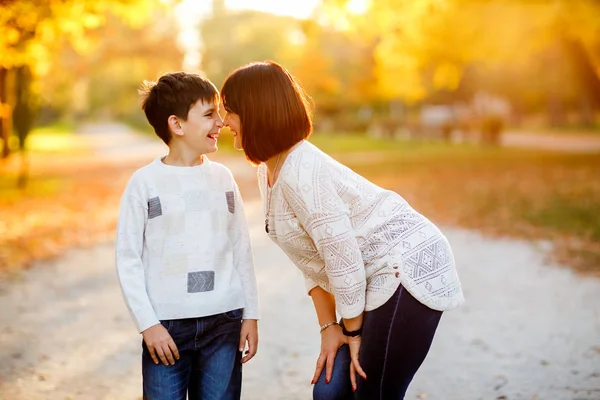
[{"left": 223, "top": 308, "right": 243, "bottom": 321}]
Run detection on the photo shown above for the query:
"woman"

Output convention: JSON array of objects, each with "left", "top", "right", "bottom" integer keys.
[{"left": 221, "top": 61, "right": 464, "bottom": 399}]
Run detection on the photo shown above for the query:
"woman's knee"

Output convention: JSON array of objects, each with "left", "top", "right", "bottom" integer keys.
[
  {"left": 313, "top": 379, "right": 352, "bottom": 400},
  {"left": 312, "top": 345, "right": 353, "bottom": 400}
]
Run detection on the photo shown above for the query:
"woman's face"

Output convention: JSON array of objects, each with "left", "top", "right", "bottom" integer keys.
[{"left": 223, "top": 111, "right": 242, "bottom": 151}]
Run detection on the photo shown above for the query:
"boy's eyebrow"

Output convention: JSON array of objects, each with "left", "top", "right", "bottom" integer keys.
[{"left": 203, "top": 106, "right": 218, "bottom": 114}]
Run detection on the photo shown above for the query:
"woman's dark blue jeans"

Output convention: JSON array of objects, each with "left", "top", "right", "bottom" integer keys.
[
  {"left": 313, "top": 285, "right": 442, "bottom": 400},
  {"left": 142, "top": 309, "right": 243, "bottom": 400}
]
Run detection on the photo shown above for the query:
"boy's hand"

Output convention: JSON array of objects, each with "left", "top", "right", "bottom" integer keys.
[
  {"left": 238, "top": 319, "right": 258, "bottom": 364},
  {"left": 142, "top": 323, "right": 180, "bottom": 366}
]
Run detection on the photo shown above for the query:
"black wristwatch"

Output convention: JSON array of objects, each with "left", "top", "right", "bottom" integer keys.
[{"left": 342, "top": 325, "right": 363, "bottom": 337}]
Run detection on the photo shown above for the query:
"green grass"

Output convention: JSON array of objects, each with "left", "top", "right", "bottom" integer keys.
[
  {"left": 311, "top": 131, "right": 551, "bottom": 163},
  {"left": 31, "top": 120, "right": 75, "bottom": 135},
  {"left": 23, "top": 121, "right": 89, "bottom": 154},
  {"left": 522, "top": 194, "right": 600, "bottom": 241},
  {"left": 310, "top": 131, "right": 450, "bottom": 153}
]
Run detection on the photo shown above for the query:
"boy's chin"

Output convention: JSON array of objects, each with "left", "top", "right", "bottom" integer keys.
[{"left": 206, "top": 145, "right": 218, "bottom": 153}]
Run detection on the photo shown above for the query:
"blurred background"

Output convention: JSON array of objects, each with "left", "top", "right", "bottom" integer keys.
[{"left": 1, "top": 1, "right": 600, "bottom": 398}]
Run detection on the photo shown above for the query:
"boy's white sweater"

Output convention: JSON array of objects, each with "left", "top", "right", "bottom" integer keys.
[{"left": 115, "top": 156, "right": 259, "bottom": 332}]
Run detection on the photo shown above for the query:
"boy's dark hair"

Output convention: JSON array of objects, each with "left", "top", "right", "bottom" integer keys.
[
  {"left": 139, "top": 72, "right": 219, "bottom": 145},
  {"left": 220, "top": 61, "right": 312, "bottom": 165}
]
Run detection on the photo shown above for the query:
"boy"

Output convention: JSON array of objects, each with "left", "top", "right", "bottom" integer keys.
[{"left": 115, "top": 72, "right": 259, "bottom": 400}]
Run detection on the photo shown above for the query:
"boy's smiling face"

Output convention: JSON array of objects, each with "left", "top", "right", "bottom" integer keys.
[{"left": 175, "top": 99, "right": 223, "bottom": 155}]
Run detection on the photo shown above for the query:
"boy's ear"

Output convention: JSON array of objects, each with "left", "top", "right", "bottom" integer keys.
[{"left": 168, "top": 115, "right": 184, "bottom": 137}]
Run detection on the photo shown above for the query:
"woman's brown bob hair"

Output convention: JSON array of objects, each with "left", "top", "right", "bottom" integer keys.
[{"left": 220, "top": 61, "right": 312, "bottom": 164}]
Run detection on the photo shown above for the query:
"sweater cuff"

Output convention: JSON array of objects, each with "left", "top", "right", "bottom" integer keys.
[
  {"left": 304, "top": 276, "right": 319, "bottom": 295},
  {"left": 337, "top": 301, "right": 366, "bottom": 320},
  {"left": 242, "top": 305, "right": 260, "bottom": 320},
  {"left": 134, "top": 306, "right": 160, "bottom": 333}
]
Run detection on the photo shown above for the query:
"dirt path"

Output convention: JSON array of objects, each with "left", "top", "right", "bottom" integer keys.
[{"left": 1, "top": 200, "right": 599, "bottom": 400}]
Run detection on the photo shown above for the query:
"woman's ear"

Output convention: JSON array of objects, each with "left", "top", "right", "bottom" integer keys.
[{"left": 168, "top": 115, "right": 184, "bottom": 137}]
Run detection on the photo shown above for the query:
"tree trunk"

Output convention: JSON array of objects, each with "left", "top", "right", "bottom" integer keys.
[
  {"left": 14, "top": 65, "right": 34, "bottom": 152},
  {"left": 0, "top": 67, "right": 10, "bottom": 159},
  {"left": 14, "top": 66, "right": 34, "bottom": 188}
]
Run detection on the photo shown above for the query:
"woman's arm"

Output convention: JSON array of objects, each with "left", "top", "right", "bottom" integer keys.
[
  {"left": 280, "top": 154, "right": 367, "bottom": 384},
  {"left": 310, "top": 285, "right": 337, "bottom": 326},
  {"left": 228, "top": 180, "right": 260, "bottom": 320},
  {"left": 280, "top": 164, "right": 367, "bottom": 320},
  {"left": 342, "top": 314, "right": 363, "bottom": 333}
]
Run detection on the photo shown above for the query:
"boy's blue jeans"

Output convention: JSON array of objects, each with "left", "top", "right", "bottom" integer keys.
[{"left": 142, "top": 309, "right": 243, "bottom": 400}]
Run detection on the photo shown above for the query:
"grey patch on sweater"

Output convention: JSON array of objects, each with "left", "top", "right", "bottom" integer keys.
[
  {"left": 187, "top": 271, "right": 215, "bottom": 293},
  {"left": 226, "top": 191, "right": 235, "bottom": 214},
  {"left": 148, "top": 197, "right": 162, "bottom": 219}
]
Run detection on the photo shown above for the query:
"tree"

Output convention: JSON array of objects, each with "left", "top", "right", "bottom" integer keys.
[
  {"left": 199, "top": 7, "right": 377, "bottom": 129},
  {"left": 0, "top": 0, "right": 158, "bottom": 158},
  {"left": 321, "top": 0, "right": 600, "bottom": 126},
  {"left": 200, "top": 9, "right": 303, "bottom": 87},
  {"left": 36, "top": 11, "right": 183, "bottom": 129}
]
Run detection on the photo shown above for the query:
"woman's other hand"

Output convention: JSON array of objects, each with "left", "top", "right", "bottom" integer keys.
[{"left": 348, "top": 335, "right": 367, "bottom": 391}]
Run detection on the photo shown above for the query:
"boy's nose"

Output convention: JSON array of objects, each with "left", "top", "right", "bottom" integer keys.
[{"left": 216, "top": 115, "right": 224, "bottom": 128}]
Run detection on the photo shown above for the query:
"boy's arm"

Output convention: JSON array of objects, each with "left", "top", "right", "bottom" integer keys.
[
  {"left": 229, "top": 181, "right": 260, "bottom": 320},
  {"left": 229, "top": 180, "right": 259, "bottom": 363},
  {"left": 115, "top": 185, "right": 160, "bottom": 333}
]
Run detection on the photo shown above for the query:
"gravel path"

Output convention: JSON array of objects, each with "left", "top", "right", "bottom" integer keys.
[{"left": 1, "top": 201, "right": 599, "bottom": 400}]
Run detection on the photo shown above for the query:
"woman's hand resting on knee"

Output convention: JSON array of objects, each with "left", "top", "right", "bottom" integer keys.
[{"left": 312, "top": 323, "right": 347, "bottom": 385}]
